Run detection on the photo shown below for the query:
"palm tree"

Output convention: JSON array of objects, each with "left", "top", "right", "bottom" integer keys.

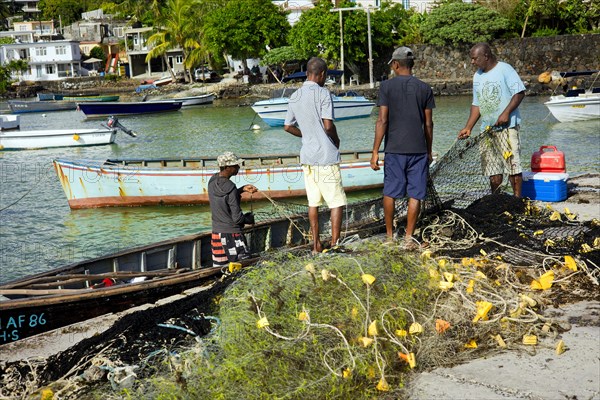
[
  {"left": 7, "top": 59, "right": 28, "bottom": 82},
  {"left": 0, "top": 1, "right": 10, "bottom": 30},
  {"left": 146, "top": 0, "right": 203, "bottom": 83},
  {"left": 102, "top": 0, "right": 164, "bottom": 26}
]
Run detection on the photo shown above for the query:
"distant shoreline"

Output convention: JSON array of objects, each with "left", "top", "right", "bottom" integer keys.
[{"left": 3, "top": 73, "right": 565, "bottom": 101}]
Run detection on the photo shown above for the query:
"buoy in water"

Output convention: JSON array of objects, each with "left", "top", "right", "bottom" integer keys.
[
  {"left": 251, "top": 124, "right": 261, "bottom": 130},
  {"left": 73, "top": 134, "right": 80, "bottom": 141},
  {"left": 42, "top": 114, "right": 47, "bottom": 117}
]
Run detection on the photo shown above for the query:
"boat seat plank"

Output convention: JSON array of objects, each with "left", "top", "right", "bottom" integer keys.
[
  {"left": 0, "top": 288, "right": 87, "bottom": 296},
  {"left": 25, "top": 269, "right": 191, "bottom": 289},
  {"left": 1, "top": 270, "right": 188, "bottom": 289}
]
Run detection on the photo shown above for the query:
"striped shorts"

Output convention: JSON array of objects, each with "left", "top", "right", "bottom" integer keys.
[{"left": 211, "top": 232, "right": 250, "bottom": 267}]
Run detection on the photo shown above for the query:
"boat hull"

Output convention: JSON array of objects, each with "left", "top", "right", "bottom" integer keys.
[
  {"left": 0, "top": 129, "right": 117, "bottom": 150},
  {"left": 53, "top": 150, "right": 384, "bottom": 208},
  {"left": 77, "top": 101, "right": 183, "bottom": 117},
  {"left": 176, "top": 94, "right": 215, "bottom": 106},
  {"left": 251, "top": 96, "right": 375, "bottom": 127},
  {"left": 544, "top": 95, "right": 600, "bottom": 122},
  {"left": 8, "top": 100, "right": 77, "bottom": 114}
]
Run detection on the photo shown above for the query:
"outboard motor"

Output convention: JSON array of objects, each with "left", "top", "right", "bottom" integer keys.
[{"left": 106, "top": 116, "right": 137, "bottom": 137}]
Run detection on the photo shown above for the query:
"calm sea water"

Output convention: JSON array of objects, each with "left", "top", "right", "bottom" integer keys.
[{"left": 0, "top": 96, "right": 598, "bottom": 283}]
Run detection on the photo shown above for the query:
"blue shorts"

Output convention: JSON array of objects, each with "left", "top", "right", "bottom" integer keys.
[{"left": 383, "top": 153, "right": 428, "bottom": 200}]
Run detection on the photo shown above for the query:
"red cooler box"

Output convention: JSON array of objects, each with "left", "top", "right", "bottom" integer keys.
[
  {"left": 522, "top": 171, "right": 568, "bottom": 202},
  {"left": 531, "top": 146, "right": 566, "bottom": 173}
]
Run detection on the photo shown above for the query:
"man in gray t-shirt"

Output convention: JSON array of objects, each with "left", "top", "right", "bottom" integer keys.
[{"left": 284, "top": 57, "right": 347, "bottom": 254}]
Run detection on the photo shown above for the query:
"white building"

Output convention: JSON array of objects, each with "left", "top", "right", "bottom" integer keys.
[
  {"left": 12, "top": 20, "right": 56, "bottom": 41},
  {"left": 272, "top": 0, "right": 315, "bottom": 25},
  {"left": 0, "top": 40, "right": 83, "bottom": 81},
  {"left": 0, "top": 30, "right": 35, "bottom": 44},
  {"left": 352, "top": 0, "right": 436, "bottom": 13},
  {"left": 271, "top": 0, "right": 443, "bottom": 23}
]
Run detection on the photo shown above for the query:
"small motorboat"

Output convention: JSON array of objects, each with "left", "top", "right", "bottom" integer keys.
[
  {"left": 251, "top": 89, "right": 375, "bottom": 127},
  {"left": 544, "top": 70, "right": 600, "bottom": 123},
  {"left": 0, "top": 117, "right": 136, "bottom": 150},
  {"left": 0, "top": 115, "right": 20, "bottom": 130}
]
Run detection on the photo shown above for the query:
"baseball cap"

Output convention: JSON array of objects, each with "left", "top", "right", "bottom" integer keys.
[
  {"left": 388, "top": 46, "right": 415, "bottom": 64},
  {"left": 217, "top": 151, "right": 245, "bottom": 167}
]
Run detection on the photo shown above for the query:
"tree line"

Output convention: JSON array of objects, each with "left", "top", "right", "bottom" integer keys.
[{"left": 2, "top": 0, "right": 598, "bottom": 82}]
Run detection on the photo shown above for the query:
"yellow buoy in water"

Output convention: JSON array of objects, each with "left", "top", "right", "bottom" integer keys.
[{"left": 73, "top": 134, "right": 80, "bottom": 141}]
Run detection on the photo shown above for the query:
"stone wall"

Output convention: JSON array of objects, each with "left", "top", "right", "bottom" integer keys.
[
  {"left": 412, "top": 34, "right": 600, "bottom": 81},
  {"left": 405, "top": 34, "right": 600, "bottom": 95}
]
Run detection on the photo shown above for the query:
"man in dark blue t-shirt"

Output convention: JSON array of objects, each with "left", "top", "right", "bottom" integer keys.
[{"left": 370, "top": 47, "right": 435, "bottom": 249}]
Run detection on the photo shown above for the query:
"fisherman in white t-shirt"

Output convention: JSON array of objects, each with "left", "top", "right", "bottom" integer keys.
[{"left": 458, "top": 43, "right": 526, "bottom": 197}]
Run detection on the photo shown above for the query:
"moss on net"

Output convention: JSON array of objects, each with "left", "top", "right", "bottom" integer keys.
[{"left": 143, "top": 242, "right": 433, "bottom": 399}]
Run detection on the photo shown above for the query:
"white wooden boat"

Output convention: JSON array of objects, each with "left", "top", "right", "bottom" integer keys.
[
  {"left": 8, "top": 99, "right": 77, "bottom": 114},
  {"left": 544, "top": 70, "right": 600, "bottom": 123},
  {"left": 251, "top": 89, "right": 375, "bottom": 127},
  {"left": 172, "top": 93, "right": 215, "bottom": 106},
  {"left": 0, "top": 117, "right": 136, "bottom": 150},
  {"left": 53, "top": 149, "right": 384, "bottom": 208},
  {"left": 0, "top": 115, "right": 20, "bottom": 130},
  {"left": 153, "top": 75, "right": 173, "bottom": 86}
]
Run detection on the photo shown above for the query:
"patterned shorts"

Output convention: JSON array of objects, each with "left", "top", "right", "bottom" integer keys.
[
  {"left": 211, "top": 232, "right": 251, "bottom": 267},
  {"left": 480, "top": 126, "right": 523, "bottom": 177}
]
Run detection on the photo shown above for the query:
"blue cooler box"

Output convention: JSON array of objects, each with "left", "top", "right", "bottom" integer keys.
[{"left": 522, "top": 171, "right": 568, "bottom": 202}]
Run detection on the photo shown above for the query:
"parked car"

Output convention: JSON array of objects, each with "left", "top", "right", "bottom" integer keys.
[{"left": 194, "top": 67, "right": 220, "bottom": 82}]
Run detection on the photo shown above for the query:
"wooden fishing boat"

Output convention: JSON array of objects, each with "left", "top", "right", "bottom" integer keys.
[
  {"left": 37, "top": 93, "right": 109, "bottom": 101},
  {"left": 172, "top": 93, "right": 215, "bottom": 106},
  {"left": 0, "top": 197, "right": 387, "bottom": 343},
  {"left": 53, "top": 149, "right": 385, "bottom": 209},
  {"left": 153, "top": 75, "right": 173, "bottom": 86},
  {"left": 62, "top": 95, "right": 120, "bottom": 102},
  {"left": 0, "top": 117, "right": 136, "bottom": 150},
  {"left": 77, "top": 100, "right": 183, "bottom": 117},
  {"left": 8, "top": 99, "right": 77, "bottom": 114}
]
